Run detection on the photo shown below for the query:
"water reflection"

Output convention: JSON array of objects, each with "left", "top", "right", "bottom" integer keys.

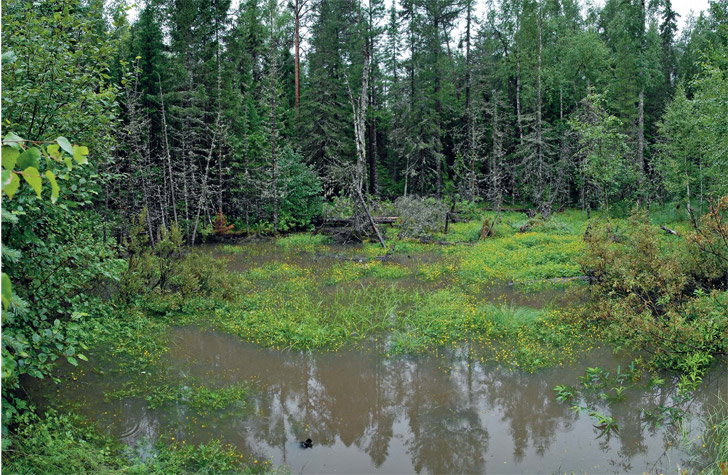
[{"left": 32, "top": 326, "right": 727, "bottom": 474}]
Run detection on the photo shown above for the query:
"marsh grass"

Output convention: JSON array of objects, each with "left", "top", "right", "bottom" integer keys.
[
  {"left": 1, "top": 407, "right": 273, "bottom": 474},
  {"left": 693, "top": 396, "right": 728, "bottom": 474},
  {"left": 276, "top": 233, "right": 331, "bottom": 252},
  {"left": 485, "top": 302, "right": 542, "bottom": 329}
]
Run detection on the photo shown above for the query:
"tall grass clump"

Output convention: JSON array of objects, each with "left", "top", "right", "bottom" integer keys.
[
  {"left": 695, "top": 397, "right": 728, "bottom": 474},
  {"left": 276, "top": 233, "right": 331, "bottom": 252},
  {"left": 485, "top": 302, "right": 542, "bottom": 329}
]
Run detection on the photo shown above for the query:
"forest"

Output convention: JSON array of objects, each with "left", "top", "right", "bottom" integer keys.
[{"left": 1, "top": 0, "right": 727, "bottom": 472}]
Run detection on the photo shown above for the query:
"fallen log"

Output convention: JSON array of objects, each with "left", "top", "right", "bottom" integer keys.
[
  {"left": 484, "top": 207, "right": 530, "bottom": 213},
  {"left": 318, "top": 216, "right": 398, "bottom": 226},
  {"left": 660, "top": 225, "right": 680, "bottom": 236},
  {"left": 354, "top": 190, "right": 387, "bottom": 249},
  {"left": 417, "top": 236, "right": 474, "bottom": 246}
]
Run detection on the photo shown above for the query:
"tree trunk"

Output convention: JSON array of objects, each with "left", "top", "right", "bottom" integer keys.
[
  {"left": 368, "top": 114, "right": 377, "bottom": 196},
  {"left": 637, "top": 88, "right": 645, "bottom": 176},
  {"left": 491, "top": 89, "right": 502, "bottom": 208},
  {"left": 294, "top": 0, "right": 301, "bottom": 111},
  {"left": 367, "top": 0, "right": 377, "bottom": 196},
  {"left": 536, "top": 12, "right": 544, "bottom": 205},
  {"left": 271, "top": 67, "right": 279, "bottom": 234},
  {"left": 516, "top": 51, "right": 524, "bottom": 146},
  {"left": 158, "top": 76, "right": 178, "bottom": 225},
  {"left": 465, "top": 0, "right": 473, "bottom": 200}
]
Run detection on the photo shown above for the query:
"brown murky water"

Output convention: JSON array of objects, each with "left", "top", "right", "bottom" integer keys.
[{"left": 31, "top": 326, "right": 727, "bottom": 474}]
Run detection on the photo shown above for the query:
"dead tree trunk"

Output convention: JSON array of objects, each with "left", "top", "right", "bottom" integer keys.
[
  {"left": 158, "top": 75, "right": 178, "bottom": 225},
  {"left": 345, "top": 35, "right": 386, "bottom": 249},
  {"left": 536, "top": 11, "right": 544, "bottom": 205}
]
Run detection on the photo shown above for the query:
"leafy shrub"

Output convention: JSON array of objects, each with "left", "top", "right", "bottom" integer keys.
[
  {"left": 581, "top": 208, "right": 728, "bottom": 377},
  {"left": 272, "top": 147, "right": 323, "bottom": 231},
  {"left": 686, "top": 196, "right": 728, "bottom": 287},
  {"left": 169, "top": 252, "right": 240, "bottom": 301},
  {"left": 2, "top": 206, "right": 122, "bottom": 441},
  {"left": 119, "top": 210, "right": 186, "bottom": 301},
  {"left": 394, "top": 196, "right": 448, "bottom": 238}
]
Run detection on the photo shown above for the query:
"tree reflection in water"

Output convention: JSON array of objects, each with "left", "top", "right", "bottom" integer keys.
[{"left": 31, "top": 327, "right": 728, "bottom": 474}]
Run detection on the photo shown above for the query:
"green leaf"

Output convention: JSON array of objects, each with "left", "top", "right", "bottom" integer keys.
[
  {"left": 1, "top": 273, "right": 11, "bottom": 311},
  {"left": 47, "top": 144, "right": 60, "bottom": 159},
  {"left": 3, "top": 132, "right": 24, "bottom": 150},
  {"left": 17, "top": 147, "right": 40, "bottom": 169},
  {"left": 66, "top": 356, "right": 78, "bottom": 367},
  {"left": 72, "top": 145, "right": 89, "bottom": 164},
  {"left": 21, "top": 166, "right": 42, "bottom": 198},
  {"left": 45, "top": 171, "right": 59, "bottom": 203},
  {"left": 56, "top": 137, "right": 73, "bottom": 156},
  {"left": 2, "top": 146, "right": 19, "bottom": 170},
  {"left": 3, "top": 173, "right": 20, "bottom": 199},
  {"left": 77, "top": 354, "right": 88, "bottom": 362},
  {"left": 64, "top": 157, "right": 73, "bottom": 170},
  {"left": 1, "top": 51, "right": 17, "bottom": 66}
]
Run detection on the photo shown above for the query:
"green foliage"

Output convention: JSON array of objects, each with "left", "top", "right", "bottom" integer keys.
[
  {"left": 264, "top": 148, "right": 324, "bottom": 232},
  {"left": 693, "top": 397, "right": 728, "bottom": 475},
  {"left": 2, "top": 135, "right": 87, "bottom": 203},
  {"left": 686, "top": 197, "right": 728, "bottom": 286},
  {"left": 119, "top": 210, "right": 187, "bottom": 302},
  {"left": 581, "top": 208, "right": 728, "bottom": 375},
  {"left": 276, "top": 233, "right": 331, "bottom": 252},
  {"left": 568, "top": 92, "right": 632, "bottom": 209},
  {"left": 3, "top": 410, "right": 123, "bottom": 474},
  {"left": 119, "top": 210, "right": 157, "bottom": 304},
  {"left": 2, "top": 0, "right": 124, "bottom": 446},
  {"left": 485, "top": 302, "right": 542, "bottom": 329},
  {"left": 2, "top": 140, "right": 123, "bottom": 442},
  {"left": 553, "top": 384, "right": 577, "bottom": 402},
  {"left": 109, "top": 380, "right": 250, "bottom": 415},
  {"left": 322, "top": 195, "right": 356, "bottom": 220},
  {"left": 3, "top": 409, "right": 271, "bottom": 474},
  {"left": 169, "top": 251, "right": 241, "bottom": 301},
  {"left": 127, "top": 438, "right": 272, "bottom": 474},
  {"left": 1, "top": 0, "right": 118, "bottom": 166}
]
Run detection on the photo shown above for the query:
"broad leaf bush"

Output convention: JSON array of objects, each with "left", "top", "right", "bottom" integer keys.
[{"left": 581, "top": 206, "right": 728, "bottom": 381}]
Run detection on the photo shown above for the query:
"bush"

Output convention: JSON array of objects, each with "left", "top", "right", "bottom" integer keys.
[
  {"left": 687, "top": 196, "right": 728, "bottom": 288},
  {"left": 580, "top": 208, "right": 728, "bottom": 378},
  {"left": 119, "top": 210, "right": 185, "bottom": 302},
  {"left": 394, "top": 196, "right": 448, "bottom": 238},
  {"left": 169, "top": 252, "right": 241, "bottom": 301},
  {"left": 274, "top": 147, "right": 323, "bottom": 231}
]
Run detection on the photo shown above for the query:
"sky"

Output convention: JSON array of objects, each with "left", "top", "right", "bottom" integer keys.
[
  {"left": 125, "top": 0, "right": 714, "bottom": 43},
  {"left": 665, "top": 0, "right": 711, "bottom": 30}
]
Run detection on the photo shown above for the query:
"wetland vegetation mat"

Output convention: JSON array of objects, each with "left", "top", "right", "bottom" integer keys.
[{"left": 9, "top": 211, "right": 728, "bottom": 474}]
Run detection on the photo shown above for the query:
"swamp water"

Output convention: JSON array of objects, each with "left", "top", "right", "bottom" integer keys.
[
  {"left": 29, "top": 244, "right": 728, "bottom": 473},
  {"left": 32, "top": 326, "right": 726, "bottom": 474}
]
